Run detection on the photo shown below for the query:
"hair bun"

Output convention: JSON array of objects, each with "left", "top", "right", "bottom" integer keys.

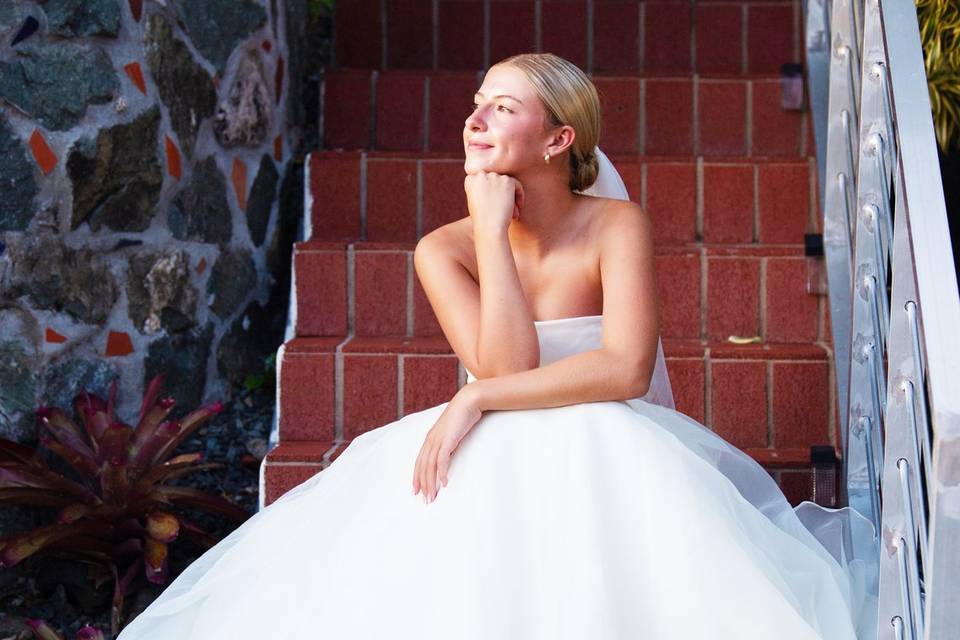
[{"left": 570, "top": 148, "right": 599, "bottom": 192}]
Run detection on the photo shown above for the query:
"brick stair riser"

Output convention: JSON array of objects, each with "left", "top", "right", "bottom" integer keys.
[
  {"left": 276, "top": 337, "right": 836, "bottom": 450},
  {"left": 307, "top": 152, "right": 818, "bottom": 245},
  {"left": 334, "top": 0, "right": 804, "bottom": 78},
  {"left": 292, "top": 241, "right": 824, "bottom": 344},
  {"left": 323, "top": 70, "right": 814, "bottom": 157}
]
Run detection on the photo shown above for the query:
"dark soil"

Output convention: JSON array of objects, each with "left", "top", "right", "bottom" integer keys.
[{"left": 0, "top": 383, "right": 275, "bottom": 640}]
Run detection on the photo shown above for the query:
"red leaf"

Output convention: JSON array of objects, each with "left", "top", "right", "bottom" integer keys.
[
  {"left": 145, "top": 511, "right": 180, "bottom": 542},
  {"left": 150, "top": 486, "right": 249, "bottom": 522},
  {"left": 143, "top": 536, "right": 168, "bottom": 584}
]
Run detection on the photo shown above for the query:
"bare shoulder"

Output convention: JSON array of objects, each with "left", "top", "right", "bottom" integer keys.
[
  {"left": 595, "top": 198, "right": 652, "bottom": 243},
  {"left": 415, "top": 217, "right": 474, "bottom": 266}
]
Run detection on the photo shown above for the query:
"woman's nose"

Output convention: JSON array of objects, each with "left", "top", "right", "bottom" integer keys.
[{"left": 465, "top": 107, "right": 485, "bottom": 131}]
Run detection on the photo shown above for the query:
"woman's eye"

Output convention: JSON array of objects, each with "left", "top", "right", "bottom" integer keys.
[{"left": 497, "top": 105, "right": 512, "bottom": 113}]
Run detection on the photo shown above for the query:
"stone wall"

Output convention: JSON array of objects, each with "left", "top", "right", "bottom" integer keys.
[{"left": 0, "top": 0, "right": 294, "bottom": 440}]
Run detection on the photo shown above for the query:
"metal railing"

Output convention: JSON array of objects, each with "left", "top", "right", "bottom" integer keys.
[{"left": 804, "top": 0, "right": 960, "bottom": 637}]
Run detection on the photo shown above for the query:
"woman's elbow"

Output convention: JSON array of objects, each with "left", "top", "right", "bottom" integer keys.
[{"left": 626, "top": 360, "right": 654, "bottom": 398}]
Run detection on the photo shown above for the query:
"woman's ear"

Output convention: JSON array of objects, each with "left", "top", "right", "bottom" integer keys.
[{"left": 545, "top": 124, "right": 576, "bottom": 158}]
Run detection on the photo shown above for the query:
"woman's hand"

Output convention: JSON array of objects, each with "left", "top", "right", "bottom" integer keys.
[
  {"left": 412, "top": 387, "right": 483, "bottom": 504},
  {"left": 464, "top": 171, "right": 525, "bottom": 235}
]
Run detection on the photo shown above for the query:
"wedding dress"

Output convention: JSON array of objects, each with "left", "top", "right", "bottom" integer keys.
[{"left": 117, "top": 150, "right": 879, "bottom": 640}]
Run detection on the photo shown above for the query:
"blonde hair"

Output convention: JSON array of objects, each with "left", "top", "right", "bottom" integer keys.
[{"left": 496, "top": 53, "right": 601, "bottom": 192}]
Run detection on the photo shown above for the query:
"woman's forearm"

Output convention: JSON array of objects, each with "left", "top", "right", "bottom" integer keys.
[
  {"left": 462, "top": 347, "right": 649, "bottom": 412},
  {"left": 473, "top": 226, "right": 540, "bottom": 377}
]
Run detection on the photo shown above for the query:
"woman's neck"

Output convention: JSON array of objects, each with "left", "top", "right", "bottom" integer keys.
[{"left": 505, "top": 170, "right": 579, "bottom": 258}]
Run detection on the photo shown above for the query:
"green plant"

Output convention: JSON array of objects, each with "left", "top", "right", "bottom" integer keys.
[
  {"left": 0, "top": 375, "right": 249, "bottom": 636},
  {"left": 917, "top": 0, "right": 960, "bottom": 152},
  {"left": 242, "top": 351, "right": 277, "bottom": 392}
]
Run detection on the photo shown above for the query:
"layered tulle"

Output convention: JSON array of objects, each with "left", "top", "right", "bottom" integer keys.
[{"left": 117, "top": 396, "right": 875, "bottom": 639}]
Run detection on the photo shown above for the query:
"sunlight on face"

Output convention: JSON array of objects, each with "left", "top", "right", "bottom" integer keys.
[{"left": 463, "top": 64, "right": 549, "bottom": 176}]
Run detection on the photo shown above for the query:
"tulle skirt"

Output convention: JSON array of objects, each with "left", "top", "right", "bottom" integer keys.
[{"left": 117, "top": 397, "right": 878, "bottom": 639}]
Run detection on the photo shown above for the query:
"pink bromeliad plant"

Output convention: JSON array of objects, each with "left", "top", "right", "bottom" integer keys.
[
  {"left": 26, "top": 619, "right": 105, "bottom": 640},
  {"left": 0, "top": 374, "right": 250, "bottom": 636}
]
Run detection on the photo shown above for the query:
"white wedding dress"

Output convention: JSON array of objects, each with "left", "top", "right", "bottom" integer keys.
[
  {"left": 119, "top": 147, "right": 879, "bottom": 639},
  {"left": 117, "top": 313, "right": 879, "bottom": 640}
]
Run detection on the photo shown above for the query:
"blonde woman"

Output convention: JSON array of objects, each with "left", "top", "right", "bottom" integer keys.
[{"left": 118, "top": 54, "right": 876, "bottom": 640}]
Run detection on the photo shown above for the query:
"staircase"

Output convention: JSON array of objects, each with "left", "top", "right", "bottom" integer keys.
[{"left": 261, "top": 0, "right": 838, "bottom": 509}]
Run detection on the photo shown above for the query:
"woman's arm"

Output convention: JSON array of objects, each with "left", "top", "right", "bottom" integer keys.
[
  {"left": 413, "top": 202, "right": 660, "bottom": 503},
  {"left": 464, "top": 201, "right": 660, "bottom": 411},
  {"left": 472, "top": 224, "right": 540, "bottom": 377}
]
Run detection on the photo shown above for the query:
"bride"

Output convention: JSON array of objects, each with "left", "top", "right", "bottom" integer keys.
[{"left": 117, "top": 53, "right": 877, "bottom": 639}]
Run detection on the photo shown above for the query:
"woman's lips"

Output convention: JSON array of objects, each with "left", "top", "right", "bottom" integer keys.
[{"left": 467, "top": 143, "right": 493, "bottom": 150}]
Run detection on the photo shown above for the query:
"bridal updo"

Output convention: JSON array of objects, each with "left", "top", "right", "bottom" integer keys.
[{"left": 497, "top": 53, "right": 601, "bottom": 192}]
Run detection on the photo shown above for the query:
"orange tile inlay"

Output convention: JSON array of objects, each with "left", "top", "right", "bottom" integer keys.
[
  {"left": 129, "top": 0, "right": 143, "bottom": 22},
  {"left": 273, "top": 135, "right": 282, "bottom": 162},
  {"left": 275, "top": 57, "right": 284, "bottom": 104},
  {"left": 262, "top": 40, "right": 272, "bottom": 52},
  {"left": 45, "top": 328, "right": 67, "bottom": 344},
  {"left": 232, "top": 157, "right": 248, "bottom": 211},
  {"left": 196, "top": 257, "right": 207, "bottom": 275},
  {"left": 29, "top": 130, "right": 57, "bottom": 175},
  {"left": 164, "top": 135, "right": 182, "bottom": 180},
  {"left": 106, "top": 331, "right": 134, "bottom": 357},
  {"left": 123, "top": 61, "right": 147, "bottom": 95}
]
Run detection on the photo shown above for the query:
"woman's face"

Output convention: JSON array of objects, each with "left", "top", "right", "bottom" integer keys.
[{"left": 463, "top": 64, "right": 551, "bottom": 176}]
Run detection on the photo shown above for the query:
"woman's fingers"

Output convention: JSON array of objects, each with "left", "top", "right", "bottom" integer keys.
[
  {"left": 425, "top": 439, "right": 441, "bottom": 502},
  {"left": 412, "top": 433, "right": 429, "bottom": 496}
]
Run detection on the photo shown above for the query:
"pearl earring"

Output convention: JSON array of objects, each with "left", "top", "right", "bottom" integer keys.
[{"left": 544, "top": 153, "right": 550, "bottom": 165}]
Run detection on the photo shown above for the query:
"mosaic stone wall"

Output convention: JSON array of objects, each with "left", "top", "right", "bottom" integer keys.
[{"left": 0, "top": 0, "right": 293, "bottom": 440}]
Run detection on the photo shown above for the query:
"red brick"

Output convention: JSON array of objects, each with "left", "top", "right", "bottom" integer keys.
[
  {"left": 324, "top": 70, "right": 372, "bottom": 149},
  {"left": 698, "top": 81, "right": 747, "bottom": 156},
  {"left": 367, "top": 159, "right": 418, "bottom": 241},
  {"left": 645, "top": 161, "right": 696, "bottom": 244},
  {"left": 422, "top": 161, "right": 468, "bottom": 234},
  {"left": 655, "top": 253, "right": 701, "bottom": 339},
  {"left": 403, "top": 355, "right": 460, "bottom": 414},
  {"left": 354, "top": 250, "right": 408, "bottom": 335},
  {"left": 541, "top": 1, "right": 588, "bottom": 70},
  {"left": 595, "top": 78, "right": 639, "bottom": 154},
  {"left": 343, "top": 335, "right": 452, "bottom": 354},
  {"left": 490, "top": 1, "right": 535, "bottom": 63},
  {"left": 711, "top": 360, "right": 767, "bottom": 448},
  {"left": 334, "top": 0, "right": 381, "bottom": 68},
  {"left": 779, "top": 470, "right": 814, "bottom": 506},
  {"left": 279, "top": 351, "right": 335, "bottom": 441},
  {"left": 695, "top": 4, "right": 742, "bottom": 74},
  {"left": 772, "top": 361, "right": 829, "bottom": 447},
  {"left": 612, "top": 160, "right": 641, "bottom": 202},
  {"left": 645, "top": 79, "right": 693, "bottom": 155},
  {"left": 309, "top": 153, "right": 361, "bottom": 240},
  {"left": 376, "top": 72, "right": 425, "bottom": 151},
  {"left": 758, "top": 162, "right": 809, "bottom": 243},
  {"left": 644, "top": 3, "right": 692, "bottom": 74},
  {"left": 751, "top": 80, "right": 802, "bottom": 156},
  {"left": 414, "top": 275, "right": 444, "bottom": 335},
  {"left": 667, "top": 357, "right": 705, "bottom": 422},
  {"left": 294, "top": 246, "right": 348, "bottom": 336},
  {"left": 386, "top": 0, "right": 432, "bottom": 68},
  {"left": 706, "top": 257, "right": 760, "bottom": 339},
  {"left": 702, "top": 163, "right": 754, "bottom": 243},
  {"left": 263, "top": 464, "right": 324, "bottom": 506},
  {"left": 593, "top": 1, "right": 639, "bottom": 74},
  {"left": 438, "top": 1, "right": 484, "bottom": 70},
  {"left": 429, "top": 73, "right": 477, "bottom": 152},
  {"left": 765, "top": 258, "right": 818, "bottom": 342},
  {"left": 344, "top": 354, "right": 398, "bottom": 438},
  {"left": 747, "top": 4, "right": 795, "bottom": 74}
]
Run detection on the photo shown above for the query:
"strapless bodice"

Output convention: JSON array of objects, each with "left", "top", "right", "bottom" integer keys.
[{"left": 463, "top": 314, "right": 603, "bottom": 384}]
